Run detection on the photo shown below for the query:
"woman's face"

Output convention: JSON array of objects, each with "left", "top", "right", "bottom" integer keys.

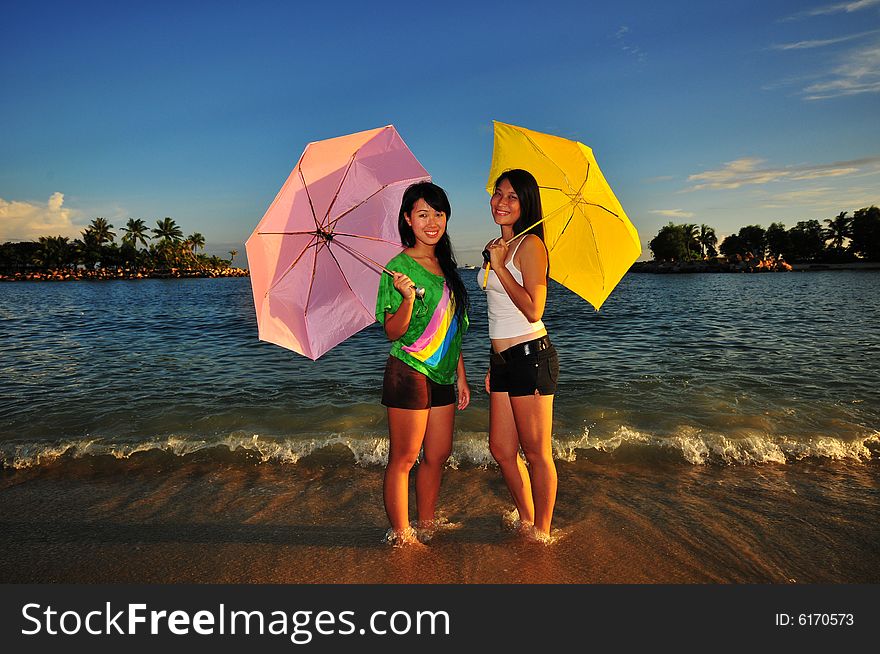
[
  {"left": 406, "top": 198, "right": 447, "bottom": 246},
  {"left": 490, "top": 178, "right": 521, "bottom": 226}
]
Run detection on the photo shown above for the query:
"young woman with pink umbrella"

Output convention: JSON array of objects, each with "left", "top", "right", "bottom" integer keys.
[{"left": 376, "top": 182, "right": 471, "bottom": 545}]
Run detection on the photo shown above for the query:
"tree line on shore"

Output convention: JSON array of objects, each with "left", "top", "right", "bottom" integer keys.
[
  {"left": 648, "top": 206, "right": 880, "bottom": 264},
  {"left": 0, "top": 217, "right": 244, "bottom": 278}
]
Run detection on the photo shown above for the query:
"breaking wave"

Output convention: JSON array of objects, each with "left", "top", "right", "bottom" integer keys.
[
  {"left": 2, "top": 426, "right": 878, "bottom": 469},
  {"left": 578, "top": 425, "right": 880, "bottom": 465}
]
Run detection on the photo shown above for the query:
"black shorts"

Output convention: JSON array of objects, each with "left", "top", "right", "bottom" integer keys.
[
  {"left": 381, "top": 355, "right": 456, "bottom": 410},
  {"left": 489, "top": 336, "right": 559, "bottom": 396}
]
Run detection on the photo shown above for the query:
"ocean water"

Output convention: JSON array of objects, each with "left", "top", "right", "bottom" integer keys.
[
  {"left": 1, "top": 271, "right": 878, "bottom": 468},
  {"left": 2, "top": 271, "right": 879, "bottom": 583}
]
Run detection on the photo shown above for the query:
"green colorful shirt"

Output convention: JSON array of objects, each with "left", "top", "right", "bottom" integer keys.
[{"left": 375, "top": 252, "right": 468, "bottom": 385}]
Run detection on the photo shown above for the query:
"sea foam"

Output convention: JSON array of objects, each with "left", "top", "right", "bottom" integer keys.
[
  {"left": 578, "top": 425, "right": 880, "bottom": 465},
  {"left": 1, "top": 427, "right": 877, "bottom": 469}
]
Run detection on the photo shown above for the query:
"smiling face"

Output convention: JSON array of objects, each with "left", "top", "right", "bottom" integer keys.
[
  {"left": 490, "top": 178, "right": 521, "bottom": 226},
  {"left": 406, "top": 198, "right": 447, "bottom": 246}
]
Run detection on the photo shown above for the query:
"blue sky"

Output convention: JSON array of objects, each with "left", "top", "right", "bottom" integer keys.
[{"left": 2, "top": 0, "right": 879, "bottom": 265}]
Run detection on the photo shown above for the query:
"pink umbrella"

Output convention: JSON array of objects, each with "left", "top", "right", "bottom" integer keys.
[{"left": 246, "top": 125, "right": 430, "bottom": 360}]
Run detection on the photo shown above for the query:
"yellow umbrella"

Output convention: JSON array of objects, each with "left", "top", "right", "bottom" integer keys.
[{"left": 486, "top": 121, "right": 641, "bottom": 310}]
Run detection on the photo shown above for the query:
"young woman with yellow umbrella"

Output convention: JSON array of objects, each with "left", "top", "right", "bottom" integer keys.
[{"left": 480, "top": 122, "right": 641, "bottom": 540}]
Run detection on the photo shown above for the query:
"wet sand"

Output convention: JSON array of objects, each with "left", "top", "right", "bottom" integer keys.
[{"left": 1, "top": 453, "right": 878, "bottom": 584}]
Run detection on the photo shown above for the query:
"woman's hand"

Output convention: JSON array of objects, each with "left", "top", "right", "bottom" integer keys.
[
  {"left": 457, "top": 376, "right": 470, "bottom": 410},
  {"left": 484, "top": 369, "right": 491, "bottom": 394},
  {"left": 392, "top": 272, "right": 415, "bottom": 299},
  {"left": 384, "top": 272, "right": 416, "bottom": 340},
  {"left": 485, "top": 237, "right": 509, "bottom": 270}
]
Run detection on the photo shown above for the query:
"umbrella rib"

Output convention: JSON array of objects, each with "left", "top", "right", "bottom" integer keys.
[
  {"left": 517, "top": 130, "right": 579, "bottom": 196},
  {"left": 323, "top": 185, "right": 386, "bottom": 233},
  {"left": 538, "top": 164, "right": 588, "bottom": 205},
  {"left": 567, "top": 162, "right": 622, "bottom": 219},
  {"left": 578, "top": 163, "right": 590, "bottom": 196},
  {"left": 542, "top": 200, "right": 576, "bottom": 220},
  {"left": 332, "top": 237, "right": 392, "bottom": 275},
  {"left": 298, "top": 166, "right": 322, "bottom": 232},
  {"left": 505, "top": 200, "right": 576, "bottom": 246},
  {"left": 324, "top": 174, "right": 429, "bottom": 233},
  {"left": 321, "top": 125, "right": 398, "bottom": 229},
  {"left": 326, "top": 186, "right": 385, "bottom": 231},
  {"left": 258, "top": 230, "right": 318, "bottom": 235},
  {"left": 324, "top": 243, "right": 376, "bottom": 320},
  {"left": 257, "top": 230, "right": 402, "bottom": 247},
  {"left": 540, "top": 185, "right": 576, "bottom": 194},
  {"left": 303, "top": 238, "right": 324, "bottom": 318},
  {"left": 265, "top": 236, "right": 320, "bottom": 296},
  {"left": 549, "top": 209, "right": 576, "bottom": 253},
  {"left": 331, "top": 232, "right": 402, "bottom": 246},
  {"left": 572, "top": 205, "right": 608, "bottom": 291},
  {"left": 583, "top": 202, "right": 620, "bottom": 218},
  {"left": 321, "top": 150, "right": 360, "bottom": 230}
]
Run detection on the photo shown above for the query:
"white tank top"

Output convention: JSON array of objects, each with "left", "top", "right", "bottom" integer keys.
[{"left": 478, "top": 237, "right": 546, "bottom": 339}]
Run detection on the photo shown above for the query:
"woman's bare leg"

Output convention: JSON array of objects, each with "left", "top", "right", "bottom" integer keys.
[
  {"left": 510, "top": 393, "right": 556, "bottom": 535},
  {"left": 489, "top": 391, "right": 535, "bottom": 525},
  {"left": 384, "top": 407, "right": 429, "bottom": 533},
  {"left": 415, "top": 403, "right": 455, "bottom": 523}
]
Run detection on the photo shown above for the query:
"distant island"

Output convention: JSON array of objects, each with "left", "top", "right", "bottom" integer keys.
[
  {"left": 639, "top": 206, "right": 880, "bottom": 273},
  {"left": 1, "top": 217, "right": 248, "bottom": 282},
  {"left": 629, "top": 258, "right": 880, "bottom": 274},
  {"left": 5, "top": 206, "right": 879, "bottom": 280}
]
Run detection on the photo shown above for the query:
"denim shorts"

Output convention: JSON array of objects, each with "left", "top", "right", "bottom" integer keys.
[
  {"left": 381, "top": 356, "right": 456, "bottom": 410},
  {"left": 489, "top": 336, "right": 559, "bottom": 396}
]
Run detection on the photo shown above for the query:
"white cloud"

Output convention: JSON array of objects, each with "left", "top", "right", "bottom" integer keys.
[
  {"left": 687, "top": 158, "right": 782, "bottom": 189},
  {"left": 650, "top": 209, "right": 695, "bottom": 218},
  {"left": 613, "top": 25, "right": 646, "bottom": 62},
  {"left": 0, "top": 193, "right": 87, "bottom": 241},
  {"left": 760, "top": 186, "right": 880, "bottom": 210},
  {"left": 785, "top": 0, "right": 880, "bottom": 20},
  {"left": 771, "top": 30, "right": 880, "bottom": 50},
  {"left": 766, "top": 40, "right": 880, "bottom": 100},
  {"left": 759, "top": 187, "right": 838, "bottom": 208},
  {"left": 686, "top": 157, "right": 880, "bottom": 190},
  {"left": 802, "top": 42, "right": 880, "bottom": 99}
]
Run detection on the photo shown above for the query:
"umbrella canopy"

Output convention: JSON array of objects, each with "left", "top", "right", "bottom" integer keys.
[
  {"left": 486, "top": 121, "right": 641, "bottom": 310},
  {"left": 246, "top": 125, "right": 430, "bottom": 360}
]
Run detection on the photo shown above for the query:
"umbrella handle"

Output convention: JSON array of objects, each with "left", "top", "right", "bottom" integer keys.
[
  {"left": 381, "top": 268, "right": 425, "bottom": 299},
  {"left": 329, "top": 237, "right": 425, "bottom": 299},
  {"left": 480, "top": 220, "right": 545, "bottom": 289}
]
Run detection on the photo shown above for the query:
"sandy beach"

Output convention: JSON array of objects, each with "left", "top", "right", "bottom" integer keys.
[
  {"left": 3, "top": 275, "right": 879, "bottom": 586},
  {"left": 2, "top": 451, "right": 877, "bottom": 585}
]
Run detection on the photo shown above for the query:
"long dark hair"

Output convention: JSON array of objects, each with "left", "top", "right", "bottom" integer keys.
[
  {"left": 398, "top": 182, "right": 469, "bottom": 320},
  {"left": 494, "top": 169, "right": 549, "bottom": 278},
  {"left": 493, "top": 168, "right": 545, "bottom": 243}
]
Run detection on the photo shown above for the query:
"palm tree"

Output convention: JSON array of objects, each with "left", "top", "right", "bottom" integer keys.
[
  {"left": 824, "top": 211, "right": 851, "bottom": 250},
  {"left": 121, "top": 218, "right": 150, "bottom": 249},
  {"left": 76, "top": 230, "right": 103, "bottom": 270},
  {"left": 35, "top": 236, "right": 73, "bottom": 270},
  {"left": 152, "top": 217, "right": 184, "bottom": 267},
  {"left": 87, "top": 217, "right": 116, "bottom": 246},
  {"left": 682, "top": 223, "right": 700, "bottom": 260},
  {"left": 152, "top": 217, "right": 184, "bottom": 243},
  {"left": 228, "top": 249, "right": 238, "bottom": 266},
  {"left": 699, "top": 224, "right": 718, "bottom": 258},
  {"left": 180, "top": 232, "right": 205, "bottom": 270},
  {"left": 187, "top": 232, "right": 205, "bottom": 253}
]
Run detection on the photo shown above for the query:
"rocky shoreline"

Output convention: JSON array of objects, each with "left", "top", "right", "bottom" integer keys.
[
  {"left": 0, "top": 267, "right": 249, "bottom": 282},
  {"left": 629, "top": 260, "right": 880, "bottom": 274}
]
